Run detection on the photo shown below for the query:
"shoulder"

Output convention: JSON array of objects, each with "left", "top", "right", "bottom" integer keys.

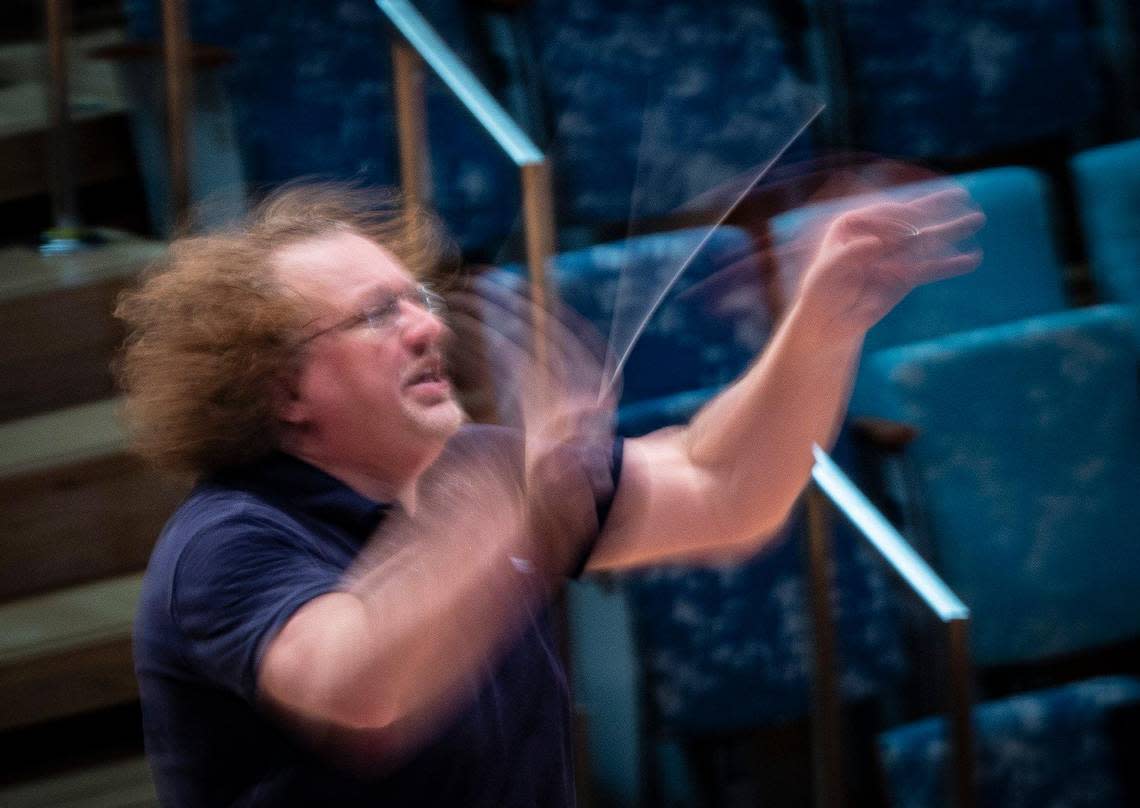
[
  {"left": 144, "top": 483, "right": 315, "bottom": 616},
  {"left": 159, "top": 483, "right": 307, "bottom": 567}
]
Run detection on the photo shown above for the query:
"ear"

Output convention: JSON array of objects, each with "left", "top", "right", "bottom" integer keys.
[{"left": 272, "top": 372, "right": 309, "bottom": 430}]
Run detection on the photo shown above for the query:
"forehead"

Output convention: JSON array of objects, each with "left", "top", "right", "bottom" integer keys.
[{"left": 272, "top": 229, "right": 414, "bottom": 311}]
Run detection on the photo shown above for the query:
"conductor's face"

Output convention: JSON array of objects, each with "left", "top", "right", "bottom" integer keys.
[{"left": 273, "top": 230, "right": 465, "bottom": 485}]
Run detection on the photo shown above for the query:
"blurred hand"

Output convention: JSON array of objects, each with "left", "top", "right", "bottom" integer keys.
[
  {"left": 446, "top": 278, "right": 618, "bottom": 577},
  {"left": 795, "top": 184, "right": 985, "bottom": 340}
]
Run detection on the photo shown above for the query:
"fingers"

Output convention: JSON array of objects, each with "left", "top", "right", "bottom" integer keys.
[
  {"left": 828, "top": 231, "right": 982, "bottom": 290},
  {"left": 839, "top": 184, "right": 982, "bottom": 247},
  {"left": 444, "top": 283, "right": 616, "bottom": 444},
  {"left": 448, "top": 284, "right": 609, "bottom": 385},
  {"left": 908, "top": 250, "right": 983, "bottom": 285},
  {"left": 910, "top": 211, "right": 986, "bottom": 245}
]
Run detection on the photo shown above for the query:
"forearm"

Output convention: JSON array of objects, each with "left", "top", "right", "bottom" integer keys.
[
  {"left": 683, "top": 297, "right": 862, "bottom": 540},
  {"left": 261, "top": 506, "right": 547, "bottom": 762},
  {"left": 348, "top": 511, "right": 539, "bottom": 726},
  {"left": 261, "top": 438, "right": 598, "bottom": 751}
]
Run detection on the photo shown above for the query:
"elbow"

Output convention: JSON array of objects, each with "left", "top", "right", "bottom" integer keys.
[{"left": 713, "top": 491, "right": 799, "bottom": 557}]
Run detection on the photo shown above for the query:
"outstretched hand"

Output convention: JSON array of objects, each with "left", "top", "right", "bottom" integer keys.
[
  {"left": 795, "top": 185, "right": 985, "bottom": 340},
  {"left": 446, "top": 277, "right": 618, "bottom": 577}
]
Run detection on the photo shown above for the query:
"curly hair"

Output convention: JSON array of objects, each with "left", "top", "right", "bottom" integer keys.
[{"left": 115, "top": 182, "right": 454, "bottom": 477}]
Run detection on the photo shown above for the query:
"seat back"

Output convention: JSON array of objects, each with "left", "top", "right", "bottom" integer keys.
[
  {"left": 855, "top": 305, "right": 1140, "bottom": 666},
  {"left": 879, "top": 676, "right": 1140, "bottom": 808},
  {"left": 834, "top": 0, "right": 1100, "bottom": 159},
  {"left": 526, "top": 0, "right": 815, "bottom": 230},
  {"left": 1072, "top": 138, "right": 1140, "bottom": 308},
  {"left": 486, "top": 225, "right": 769, "bottom": 418}
]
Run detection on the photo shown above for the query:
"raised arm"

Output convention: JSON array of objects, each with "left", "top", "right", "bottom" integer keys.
[{"left": 590, "top": 187, "right": 984, "bottom": 569}]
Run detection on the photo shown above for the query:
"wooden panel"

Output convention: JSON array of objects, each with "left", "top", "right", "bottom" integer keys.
[
  {"left": 0, "top": 453, "right": 187, "bottom": 603},
  {"left": 0, "top": 636, "right": 137, "bottom": 732}
]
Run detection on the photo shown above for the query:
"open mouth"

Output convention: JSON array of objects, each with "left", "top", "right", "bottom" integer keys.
[{"left": 403, "top": 360, "right": 450, "bottom": 393}]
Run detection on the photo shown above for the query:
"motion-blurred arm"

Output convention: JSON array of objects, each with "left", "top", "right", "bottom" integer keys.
[{"left": 590, "top": 188, "right": 984, "bottom": 569}]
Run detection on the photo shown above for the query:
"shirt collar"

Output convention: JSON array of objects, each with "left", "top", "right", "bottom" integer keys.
[{"left": 213, "top": 451, "right": 394, "bottom": 537}]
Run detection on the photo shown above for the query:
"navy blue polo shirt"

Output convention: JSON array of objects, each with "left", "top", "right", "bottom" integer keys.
[{"left": 134, "top": 424, "right": 622, "bottom": 807}]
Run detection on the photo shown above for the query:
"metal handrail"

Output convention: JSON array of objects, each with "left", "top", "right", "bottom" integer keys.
[
  {"left": 378, "top": 0, "right": 543, "bottom": 167},
  {"left": 375, "top": 0, "right": 555, "bottom": 364},
  {"left": 806, "top": 445, "right": 976, "bottom": 808},
  {"left": 811, "top": 447, "right": 968, "bottom": 621}
]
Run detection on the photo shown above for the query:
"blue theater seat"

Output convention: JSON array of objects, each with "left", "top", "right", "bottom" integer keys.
[
  {"left": 852, "top": 304, "right": 1140, "bottom": 668},
  {"left": 121, "top": 0, "right": 518, "bottom": 254},
  {"left": 1072, "top": 138, "right": 1140, "bottom": 309},
  {"left": 524, "top": 0, "right": 816, "bottom": 235},
  {"left": 854, "top": 306, "right": 1140, "bottom": 805},
  {"left": 832, "top": 0, "right": 1101, "bottom": 159},
  {"left": 879, "top": 676, "right": 1140, "bottom": 808}
]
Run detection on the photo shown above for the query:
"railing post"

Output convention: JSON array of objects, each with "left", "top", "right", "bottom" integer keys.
[
  {"left": 947, "top": 617, "right": 976, "bottom": 808},
  {"left": 162, "top": 0, "right": 192, "bottom": 230},
  {"left": 392, "top": 40, "right": 431, "bottom": 211},
  {"left": 520, "top": 160, "right": 555, "bottom": 367},
  {"left": 44, "top": 0, "right": 79, "bottom": 233},
  {"left": 805, "top": 487, "right": 845, "bottom": 808}
]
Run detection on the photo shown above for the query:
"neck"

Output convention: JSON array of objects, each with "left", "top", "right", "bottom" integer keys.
[{"left": 281, "top": 436, "right": 443, "bottom": 513}]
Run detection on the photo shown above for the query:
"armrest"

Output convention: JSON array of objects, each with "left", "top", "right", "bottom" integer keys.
[{"left": 849, "top": 416, "right": 920, "bottom": 455}]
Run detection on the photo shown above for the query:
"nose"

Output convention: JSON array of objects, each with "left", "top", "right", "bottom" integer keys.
[{"left": 398, "top": 298, "right": 446, "bottom": 352}]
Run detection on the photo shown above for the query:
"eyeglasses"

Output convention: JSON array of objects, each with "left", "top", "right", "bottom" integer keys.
[{"left": 299, "top": 283, "right": 446, "bottom": 344}]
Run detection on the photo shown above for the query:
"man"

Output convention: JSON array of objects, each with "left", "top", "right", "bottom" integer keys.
[{"left": 120, "top": 182, "right": 981, "bottom": 805}]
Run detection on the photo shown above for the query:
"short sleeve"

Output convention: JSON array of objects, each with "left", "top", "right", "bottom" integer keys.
[
  {"left": 170, "top": 512, "right": 343, "bottom": 703},
  {"left": 569, "top": 436, "right": 624, "bottom": 578},
  {"left": 436, "top": 425, "right": 623, "bottom": 578}
]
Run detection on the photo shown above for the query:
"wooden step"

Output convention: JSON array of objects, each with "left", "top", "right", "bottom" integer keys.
[
  {"left": 0, "top": 755, "right": 156, "bottom": 807},
  {"left": 0, "top": 399, "right": 187, "bottom": 603},
  {"left": 0, "top": 574, "right": 143, "bottom": 732},
  {"left": 0, "top": 234, "right": 165, "bottom": 423},
  {"left": 0, "top": 399, "right": 185, "bottom": 730}
]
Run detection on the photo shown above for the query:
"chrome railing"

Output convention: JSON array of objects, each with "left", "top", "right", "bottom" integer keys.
[
  {"left": 376, "top": 0, "right": 555, "bottom": 355},
  {"left": 807, "top": 445, "right": 976, "bottom": 808}
]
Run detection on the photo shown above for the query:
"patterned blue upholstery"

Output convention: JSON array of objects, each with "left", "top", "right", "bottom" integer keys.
[
  {"left": 122, "top": 0, "right": 517, "bottom": 253},
  {"left": 771, "top": 167, "right": 1070, "bottom": 358},
  {"left": 879, "top": 676, "right": 1140, "bottom": 808},
  {"left": 835, "top": 0, "right": 1101, "bottom": 158},
  {"left": 853, "top": 305, "right": 1140, "bottom": 667},
  {"left": 623, "top": 485, "right": 905, "bottom": 733},
  {"left": 526, "top": 0, "right": 816, "bottom": 230},
  {"left": 488, "top": 226, "right": 904, "bottom": 742},
  {"left": 1072, "top": 138, "right": 1140, "bottom": 309}
]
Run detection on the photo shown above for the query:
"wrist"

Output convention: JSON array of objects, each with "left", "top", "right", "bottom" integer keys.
[{"left": 785, "top": 294, "right": 868, "bottom": 357}]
